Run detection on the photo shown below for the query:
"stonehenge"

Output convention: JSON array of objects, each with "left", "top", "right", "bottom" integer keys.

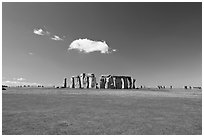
[{"left": 69, "top": 73, "right": 136, "bottom": 89}]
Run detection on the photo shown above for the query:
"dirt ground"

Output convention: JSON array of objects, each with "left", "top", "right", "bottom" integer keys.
[{"left": 2, "top": 88, "right": 202, "bottom": 135}]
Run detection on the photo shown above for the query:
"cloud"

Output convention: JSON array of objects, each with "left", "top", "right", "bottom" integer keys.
[
  {"left": 68, "top": 38, "right": 116, "bottom": 54},
  {"left": 17, "top": 78, "right": 26, "bottom": 81},
  {"left": 112, "top": 49, "right": 117, "bottom": 52},
  {"left": 28, "top": 52, "right": 34, "bottom": 55},
  {"left": 33, "top": 28, "right": 50, "bottom": 36},
  {"left": 12, "top": 77, "right": 26, "bottom": 81},
  {"left": 33, "top": 27, "right": 65, "bottom": 42},
  {"left": 4, "top": 81, "right": 19, "bottom": 85},
  {"left": 2, "top": 80, "right": 40, "bottom": 87},
  {"left": 13, "top": 78, "right": 26, "bottom": 81},
  {"left": 51, "top": 35, "right": 63, "bottom": 41}
]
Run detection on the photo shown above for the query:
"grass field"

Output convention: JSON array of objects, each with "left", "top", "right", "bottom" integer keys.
[{"left": 2, "top": 88, "right": 202, "bottom": 135}]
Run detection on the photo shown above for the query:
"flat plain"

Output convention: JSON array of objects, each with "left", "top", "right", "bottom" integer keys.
[{"left": 2, "top": 88, "right": 202, "bottom": 135}]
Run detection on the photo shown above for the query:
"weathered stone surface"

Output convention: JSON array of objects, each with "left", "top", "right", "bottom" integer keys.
[
  {"left": 115, "top": 76, "right": 122, "bottom": 89},
  {"left": 71, "top": 77, "right": 75, "bottom": 88},
  {"left": 127, "top": 77, "right": 132, "bottom": 89},
  {"left": 100, "top": 75, "right": 110, "bottom": 89},
  {"left": 70, "top": 73, "right": 97, "bottom": 89},
  {"left": 123, "top": 77, "right": 128, "bottom": 89},
  {"left": 100, "top": 77, "right": 106, "bottom": 89},
  {"left": 107, "top": 76, "right": 115, "bottom": 89},
  {"left": 63, "top": 78, "right": 67, "bottom": 88},
  {"left": 77, "top": 76, "right": 82, "bottom": 89},
  {"left": 91, "top": 77, "right": 96, "bottom": 88},
  {"left": 86, "top": 76, "right": 89, "bottom": 88},
  {"left": 80, "top": 73, "right": 86, "bottom": 89},
  {"left": 90, "top": 74, "right": 96, "bottom": 88},
  {"left": 133, "top": 79, "right": 136, "bottom": 89}
]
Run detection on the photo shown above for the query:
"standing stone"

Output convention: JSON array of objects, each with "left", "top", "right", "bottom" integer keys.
[
  {"left": 115, "top": 77, "right": 122, "bottom": 89},
  {"left": 113, "top": 77, "right": 116, "bottom": 89},
  {"left": 64, "top": 78, "right": 67, "bottom": 88},
  {"left": 91, "top": 74, "right": 96, "bottom": 88},
  {"left": 121, "top": 77, "right": 124, "bottom": 89},
  {"left": 123, "top": 77, "right": 128, "bottom": 89},
  {"left": 100, "top": 77, "right": 106, "bottom": 89},
  {"left": 107, "top": 77, "right": 111, "bottom": 89},
  {"left": 105, "top": 77, "right": 108, "bottom": 89},
  {"left": 77, "top": 76, "right": 82, "bottom": 89},
  {"left": 100, "top": 75, "right": 110, "bottom": 89},
  {"left": 71, "top": 77, "right": 75, "bottom": 88},
  {"left": 83, "top": 73, "right": 87, "bottom": 88},
  {"left": 127, "top": 77, "right": 132, "bottom": 89},
  {"left": 80, "top": 73, "right": 86, "bottom": 88},
  {"left": 86, "top": 76, "right": 89, "bottom": 89},
  {"left": 88, "top": 76, "right": 92, "bottom": 88},
  {"left": 108, "top": 76, "right": 115, "bottom": 89},
  {"left": 133, "top": 79, "right": 136, "bottom": 89}
]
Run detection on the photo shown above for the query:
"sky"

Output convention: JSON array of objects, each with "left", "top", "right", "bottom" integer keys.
[{"left": 2, "top": 2, "right": 202, "bottom": 88}]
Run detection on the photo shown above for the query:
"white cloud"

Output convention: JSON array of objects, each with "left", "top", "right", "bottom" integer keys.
[
  {"left": 68, "top": 38, "right": 116, "bottom": 54},
  {"left": 33, "top": 28, "right": 45, "bottom": 35},
  {"left": 33, "top": 27, "right": 65, "bottom": 42},
  {"left": 33, "top": 28, "right": 50, "bottom": 36},
  {"left": 29, "top": 52, "right": 34, "bottom": 55},
  {"left": 2, "top": 80, "right": 40, "bottom": 87},
  {"left": 17, "top": 78, "right": 26, "bottom": 81},
  {"left": 112, "top": 49, "right": 117, "bottom": 52},
  {"left": 51, "top": 35, "right": 63, "bottom": 41},
  {"left": 13, "top": 77, "right": 26, "bottom": 81}
]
